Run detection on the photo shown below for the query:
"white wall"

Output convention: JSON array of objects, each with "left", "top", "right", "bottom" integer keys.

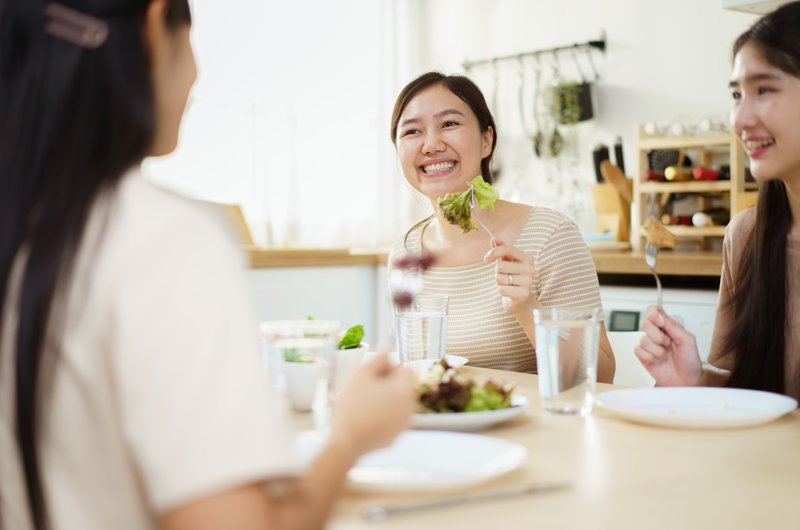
[{"left": 410, "top": 0, "right": 757, "bottom": 232}]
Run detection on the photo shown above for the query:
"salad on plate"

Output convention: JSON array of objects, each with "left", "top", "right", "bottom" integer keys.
[{"left": 416, "top": 358, "right": 514, "bottom": 413}]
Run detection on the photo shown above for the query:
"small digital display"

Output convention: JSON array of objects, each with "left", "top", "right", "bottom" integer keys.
[{"left": 609, "top": 310, "right": 640, "bottom": 332}]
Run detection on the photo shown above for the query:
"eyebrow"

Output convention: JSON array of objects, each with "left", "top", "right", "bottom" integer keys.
[
  {"left": 399, "top": 108, "right": 466, "bottom": 128},
  {"left": 729, "top": 72, "right": 783, "bottom": 88}
]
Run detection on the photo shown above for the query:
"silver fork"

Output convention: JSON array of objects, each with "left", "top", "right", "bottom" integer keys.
[
  {"left": 470, "top": 185, "right": 497, "bottom": 247},
  {"left": 644, "top": 242, "right": 662, "bottom": 309}
]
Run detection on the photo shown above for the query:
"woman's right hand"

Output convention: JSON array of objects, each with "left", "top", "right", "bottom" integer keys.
[
  {"left": 328, "top": 353, "right": 415, "bottom": 460},
  {"left": 635, "top": 306, "right": 703, "bottom": 386}
]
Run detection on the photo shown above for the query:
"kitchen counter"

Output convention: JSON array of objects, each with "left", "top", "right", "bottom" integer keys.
[
  {"left": 246, "top": 247, "right": 722, "bottom": 278},
  {"left": 590, "top": 250, "right": 722, "bottom": 277},
  {"left": 246, "top": 247, "right": 387, "bottom": 268}
]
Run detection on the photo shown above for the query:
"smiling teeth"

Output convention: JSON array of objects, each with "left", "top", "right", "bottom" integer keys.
[
  {"left": 423, "top": 162, "right": 454, "bottom": 173},
  {"left": 745, "top": 139, "right": 774, "bottom": 150}
]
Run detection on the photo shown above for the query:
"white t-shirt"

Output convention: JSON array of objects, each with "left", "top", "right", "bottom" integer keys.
[{"left": 0, "top": 169, "right": 301, "bottom": 529}]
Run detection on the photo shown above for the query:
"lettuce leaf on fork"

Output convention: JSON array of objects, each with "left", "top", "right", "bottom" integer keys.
[{"left": 437, "top": 175, "right": 499, "bottom": 233}]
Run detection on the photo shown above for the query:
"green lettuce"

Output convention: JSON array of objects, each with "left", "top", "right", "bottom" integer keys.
[{"left": 437, "top": 175, "right": 499, "bottom": 233}]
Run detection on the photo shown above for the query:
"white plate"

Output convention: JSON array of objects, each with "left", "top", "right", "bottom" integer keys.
[
  {"left": 596, "top": 387, "right": 797, "bottom": 429},
  {"left": 350, "top": 431, "right": 525, "bottom": 491},
  {"left": 444, "top": 354, "right": 469, "bottom": 367},
  {"left": 364, "top": 352, "right": 468, "bottom": 367},
  {"left": 295, "top": 430, "right": 526, "bottom": 492},
  {"left": 411, "top": 395, "right": 530, "bottom": 431}
]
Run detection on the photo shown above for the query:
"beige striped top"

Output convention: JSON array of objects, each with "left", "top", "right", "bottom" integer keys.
[{"left": 390, "top": 207, "right": 604, "bottom": 373}]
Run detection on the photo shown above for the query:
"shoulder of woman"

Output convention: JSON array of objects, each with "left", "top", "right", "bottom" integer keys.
[
  {"left": 724, "top": 207, "right": 757, "bottom": 240},
  {"left": 523, "top": 206, "right": 578, "bottom": 233},
  {"left": 109, "top": 172, "right": 238, "bottom": 256}
]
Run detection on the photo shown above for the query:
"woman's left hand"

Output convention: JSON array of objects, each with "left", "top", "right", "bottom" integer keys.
[{"left": 484, "top": 239, "right": 538, "bottom": 317}]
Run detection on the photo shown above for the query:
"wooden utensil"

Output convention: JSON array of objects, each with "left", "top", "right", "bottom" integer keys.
[{"left": 600, "top": 160, "right": 633, "bottom": 204}]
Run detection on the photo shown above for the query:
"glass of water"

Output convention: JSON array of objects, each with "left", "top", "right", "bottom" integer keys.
[
  {"left": 394, "top": 294, "right": 449, "bottom": 373},
  {"left": 534, "top": 307, "right": 600, "bottom": 416}
]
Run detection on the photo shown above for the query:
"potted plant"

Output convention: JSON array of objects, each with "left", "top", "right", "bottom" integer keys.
[
  {"left": 554, "top": 81, "right": 594, "bottom": 125},
  {"left": 334, "top": 324, "right": 369, "bottom": 393}
]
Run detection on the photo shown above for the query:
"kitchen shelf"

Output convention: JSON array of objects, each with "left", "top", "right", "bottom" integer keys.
[
  {"left": 632, "top": 124, "right": 751, "bottom": 251},
  {"left": 635, "top": 133, "right": 731, "bottom": 150},
  {"left": 639, "top": 181, "right": 731, "bottom": 193},
  {"left": 640, "top": 225, "right": 727, "bottom": 238}
]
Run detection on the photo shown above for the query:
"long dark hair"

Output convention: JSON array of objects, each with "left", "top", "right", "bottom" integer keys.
[
  {"left": 0, "top": 1, "right": 191, "bottom": 528},
  {"left": 721, "top": 2, "right": 800, "bottom": 393},
  {"left": 390, "top": 72, "right": 498, "bottom": 248}
]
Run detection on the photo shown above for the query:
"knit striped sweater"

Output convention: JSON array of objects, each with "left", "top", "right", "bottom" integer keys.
[{"left": 389, "top": 207, "right": 604, "bottom": 373}]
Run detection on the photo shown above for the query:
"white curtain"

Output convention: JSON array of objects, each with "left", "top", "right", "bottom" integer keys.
[{"left": 145, "top": 0, "right": 426, "bottom": 248}]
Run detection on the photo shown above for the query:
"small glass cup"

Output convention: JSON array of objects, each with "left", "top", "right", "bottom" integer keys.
[
  {"left": 394, "top": 294, "right": 449, "bottom": 374},
  {"left": 260, "top": 320, "right": 340, "bottom": 422},
  {"left": 534, "top": 307, "right": 600, "bottom": 416}
]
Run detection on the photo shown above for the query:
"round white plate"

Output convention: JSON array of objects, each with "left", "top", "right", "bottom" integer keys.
[
  {"left": 412, "top": 395, "right": 530, "bottom": 431},
  {"left": 294, "top": 430, "right": 526, "bottom": 492},
  {"left": 596, "top": 387, "right": 797, "bottom": 429},
  {"left": 364, "top": 352, "right": 468, "bottom": 367},
  {"left": 348, "top": 430, "right": 526, "bottom": 492},
  {"left": 444, "top": 354, "right": 469, "bottom": 367}
]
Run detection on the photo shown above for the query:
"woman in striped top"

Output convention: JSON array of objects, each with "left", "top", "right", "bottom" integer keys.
[{"left": 389, "top": 72, "right": 615, "bottom": 381}]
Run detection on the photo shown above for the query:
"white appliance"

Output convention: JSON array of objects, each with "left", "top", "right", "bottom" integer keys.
[
  {"left": 721, "top": 0, "right": 791, "bottom": 13},
  {"left": 600, "top": 286, "right": 719, "bottom": 362}
]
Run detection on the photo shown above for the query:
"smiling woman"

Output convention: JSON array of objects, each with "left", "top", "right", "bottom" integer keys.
[
  {"left": 387, "top": 72, "right": 616, "bottom": 382},
  {"left": 143, "top": 0, "right": 417, "bottom": 248}
]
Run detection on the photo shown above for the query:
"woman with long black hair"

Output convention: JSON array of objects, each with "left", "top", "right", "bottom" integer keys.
[
  {"left": 0, "top": 2, "right": 414, "bottom": 529},
  {"left": 636, "top": 1, "right": 800, "bottom": 401}
]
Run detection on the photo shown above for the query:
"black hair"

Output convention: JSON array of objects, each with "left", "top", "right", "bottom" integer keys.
[
  {"left": 721, "top": 1, "right": 800, "bottom": 393},
  {"left": 0, "top": 1, "right": 191, "bottom": 528}
]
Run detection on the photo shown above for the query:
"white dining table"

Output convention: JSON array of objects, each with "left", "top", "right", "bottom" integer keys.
[{"left": 296, "top": 366, "right": 800, "bottom": 530}]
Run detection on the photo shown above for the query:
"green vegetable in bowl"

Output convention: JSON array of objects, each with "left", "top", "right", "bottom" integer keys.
[
  {"left": 437, "top": 175, "right": 499, "bottom": 233},
  {"left": 306, "top": 316, "right": 365, "bottom": 349},
  {"left": 338, "top": 324, "right": 364, "bottom": 350}
]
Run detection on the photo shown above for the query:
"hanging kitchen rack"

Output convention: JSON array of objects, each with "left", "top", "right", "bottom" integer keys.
[{"left": 462, "top": 32, "right": 606, "bottom": 75}]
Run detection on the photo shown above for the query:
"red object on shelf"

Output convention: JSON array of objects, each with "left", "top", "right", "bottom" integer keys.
[
  {"left": 692, "top": 166, "right": 719, "bottom": 181},
  {"left": 645, "top": 169, "right": 666, "bottom": 182}
]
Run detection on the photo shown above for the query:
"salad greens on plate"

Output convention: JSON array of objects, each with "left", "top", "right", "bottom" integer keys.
[{"left": 417, "top": 358, "right": 513, "bottom": 413}]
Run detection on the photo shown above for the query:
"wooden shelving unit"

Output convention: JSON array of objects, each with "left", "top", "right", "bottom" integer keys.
[{"left": 632, "top": 124, "right": 752, "bottom": 250}]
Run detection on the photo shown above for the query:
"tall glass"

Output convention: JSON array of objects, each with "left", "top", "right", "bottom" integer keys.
[
  {"left": 394, "top": 294, "right": 449, "bottom": 373},
  {"left": 534, "top": 307, "right": 600, "bottom": 416}
]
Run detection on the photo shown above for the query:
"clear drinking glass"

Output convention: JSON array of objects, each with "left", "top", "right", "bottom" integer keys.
[
  {"left": 259, "top": 320, "right": 340, "bottom": 421},
  {"left": 394, "top": 294, "right": 449, "bottom": 373},
  {"left": 534, "top": 307, "right": 600, "bottom": 416}
]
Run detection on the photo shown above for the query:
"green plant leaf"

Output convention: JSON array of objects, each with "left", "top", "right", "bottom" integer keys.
[{"left": 338, "top": 324, "right": 364, "bottom": 349}]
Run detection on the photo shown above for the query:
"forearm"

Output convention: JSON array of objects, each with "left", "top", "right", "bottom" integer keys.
[
  {"left": 698, "top": 365, "right": 731, "bottom": 387},
  {"left": 596, "top": 329, "right": 615, "bottom": 384},
  {"left": 262, "top": 437, "right": 358, "bottom": 530},
  {"left": 160, "top": 439, "right": 358, "bottom": 530}
]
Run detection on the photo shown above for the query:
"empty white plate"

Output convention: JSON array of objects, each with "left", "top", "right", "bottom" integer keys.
[
  {"left": 296, "top": 430, "right": 526, "bottom": 492},
  {"left": 348, "top": 430, "right": 526, "bottom": 491},
  {"left": 596, "top": 387, "right": 797, "bottom": 429}
]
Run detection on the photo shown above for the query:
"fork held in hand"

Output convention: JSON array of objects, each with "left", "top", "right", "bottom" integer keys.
[
  {"left": 470, "top": 185, "right": 497, "bottom": 247},
  {"left": 644, "top": 242, "right": 662, "bottom": 309}
]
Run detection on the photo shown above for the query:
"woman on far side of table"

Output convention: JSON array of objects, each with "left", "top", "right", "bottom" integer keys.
[
  {"left": 388, "top": 71, "right": 615, "bottom": 382},
  {"left": 636, "top": 1, "right": 800, "bottom": 400}
]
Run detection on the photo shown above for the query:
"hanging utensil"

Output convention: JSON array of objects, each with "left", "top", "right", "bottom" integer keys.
[
  {"left": 517, "top": 56, "right": 529, "bottom": 137},
  {"left": 490, "top": 59, "right": 502, "bottom": 180},
  {"left": 549, "top": 53, "right": 564, "bottom": 157},
  {"left": 530, "top": 56, "right": 545, "bottom": 157}
]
